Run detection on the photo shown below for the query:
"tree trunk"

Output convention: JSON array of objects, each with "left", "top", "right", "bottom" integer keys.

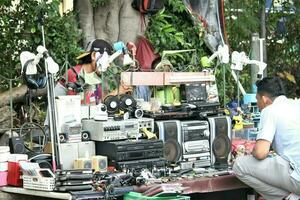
[
  {"left": 75, "top": 0, "right": 143, "bottom": 46},
  {"left": 0, "top": 85, "right": 47, "bottom": 108}
]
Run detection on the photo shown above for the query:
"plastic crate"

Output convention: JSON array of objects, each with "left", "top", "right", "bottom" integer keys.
[
  {"left": 124, "top": 192, "right": 190, "bottom": 200},
  {"left": 23, "top": 169, "right": 55, "bottom": 191}
]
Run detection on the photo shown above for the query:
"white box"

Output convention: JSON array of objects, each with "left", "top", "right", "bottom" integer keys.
[{"left": 55, "top": 95, "right": 81, "bottom": 133}]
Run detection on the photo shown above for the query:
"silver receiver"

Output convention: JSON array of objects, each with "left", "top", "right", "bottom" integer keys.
[{"left": 82, "top": 118, "right": 140, "bottom": 141}]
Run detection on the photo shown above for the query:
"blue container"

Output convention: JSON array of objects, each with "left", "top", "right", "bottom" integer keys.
[{"left": 243, "top": 93, "right": 257, "bottom": 105}]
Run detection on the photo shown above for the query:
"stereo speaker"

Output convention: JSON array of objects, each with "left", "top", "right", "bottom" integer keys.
[
  {"left": 208, "top": 116, "right": 232, "bottom": 168},
  {"left": 9, "top": 137, "right": 26, "bottom": 154},
  {"left": 155, "top": 120, "right": 182, "bottom": 163},
  {"left": 103, "top": 95, "right": 119, "bottom": 114},
  {"left": 74, "top": 158, "right": 92, "bottom": 169},
  {"left": 59, "top": 133, "right": 68, "bottom": 143},
  {"left": 92, "top": 155, "right": 107, "bottom": 172}
]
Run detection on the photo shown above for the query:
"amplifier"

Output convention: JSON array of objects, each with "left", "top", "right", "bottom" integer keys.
[
  {"left": 82, "top": 119, "right": 125, "bottom": 141},
  {"left": 112, "top": 157, "right": 166, "bottom": 170},
  {"left": 81, "top": 118, "right": 139, "bottom": 141},
  {"left": 96, "top": 139, "right": 164, "bottom": 161}
]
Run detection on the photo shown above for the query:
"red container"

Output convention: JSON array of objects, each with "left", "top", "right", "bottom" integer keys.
[{"left": 7, "top": 162, "right": 22, "bottom": 186}]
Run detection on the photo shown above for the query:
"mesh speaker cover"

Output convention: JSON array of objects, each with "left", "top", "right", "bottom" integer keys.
[
  {"left": 15, "top": 143, "right": 25, "bottom": 153},
  {"left": 164, "top": 139, "right": 181, "bottom": 162},
  {"left": 99, "top": 159, "right": 107, "bottom": 170},
  {"left": 84, "top": 161, "right": 92, "bottom": 169},
  {"left": 164, "top": 122, "right": 177, "bottom": 140},
  {"left": 212, "top": 134, "right": 231, "bottom": 158}
]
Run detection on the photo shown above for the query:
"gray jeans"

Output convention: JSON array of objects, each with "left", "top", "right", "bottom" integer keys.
[{"left": 233, "top": 155, "right": 300, "bottom": 200}]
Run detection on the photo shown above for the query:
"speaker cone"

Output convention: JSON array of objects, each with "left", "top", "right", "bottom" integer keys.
[
  {"left": 81, "top": 131, "right": 90, "bottom": 141},
  {"left": 99, "top": 160, "right": 107, "bottom": 170},
  {"left": 212, "top": 134, "right": 231, "bottom": 162},
  {"left": 164, "top": 139, "right": 181, "bottom": 163},
  {"left": 84, "top": 161, "right": 92, "bottom": 169},
  {"left": 104, "top": 95, "right": 119, "bottom": 114},
  {"left": 119, "top": 94, "right": 136, "bottom": 112}
]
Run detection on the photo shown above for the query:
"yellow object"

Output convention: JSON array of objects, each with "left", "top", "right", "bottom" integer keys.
[
  {"left": 92, "top": 155, "right": 107, "bottom": 172},
  {"left": 233, "top": 115, "right": 244, "bottom": 130},
  {"left": 142, "top": 128, "right": 157, "bottom": 140}
]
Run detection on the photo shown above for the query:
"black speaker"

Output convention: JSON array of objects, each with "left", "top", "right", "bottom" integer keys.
[
  {"left": 9, "top": 137, "right": 26, "bottom": 154},
  {"left": 59, "top": 133, "right": 68, "bottom": 143},
  {"left": 103, "top": 95, "right": 119, "bottom": 114},
  {"left": 81, "top": 131, "right": 91, "bottom": 141},
  {"left": 208, "top": 116, "right": 232, "bottom": 168},
  {"left": 155, "top": 120, "right": 182, "bottom": 163}
]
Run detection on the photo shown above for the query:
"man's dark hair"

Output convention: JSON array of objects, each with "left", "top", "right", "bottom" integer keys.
[{"left": 256, "top": 77, "right": 286, "bottom": 99}]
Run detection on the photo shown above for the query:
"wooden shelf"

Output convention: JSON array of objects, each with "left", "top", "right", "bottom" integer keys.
[{"left": 121, "top": 72, "right": 215, "bottom": 86}]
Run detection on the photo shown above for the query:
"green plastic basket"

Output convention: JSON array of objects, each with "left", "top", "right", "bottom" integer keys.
[{"left": 123, "top": 192, "right": 190, "bottom": 200}]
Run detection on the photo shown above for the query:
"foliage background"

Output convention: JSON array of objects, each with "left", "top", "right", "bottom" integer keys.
[
  {"left": 146, "top": 0, "right": 300, "bottom": 102},
  {"left": 0, "top": 0, "right": 299, "bottom": 110},
  {"left": 0, "top": 0, "right": 81, "bottom": 92}
]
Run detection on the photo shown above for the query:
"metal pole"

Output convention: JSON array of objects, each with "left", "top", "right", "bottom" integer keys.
[
  {"left": 251, "top": 33, "right": 260, "bottom": 92},
  {"left": 40, "top": 10, "right": 61, "bottom": 170},
  {"left": 9, "top": 80, "right": 13, "bottom": 130}
]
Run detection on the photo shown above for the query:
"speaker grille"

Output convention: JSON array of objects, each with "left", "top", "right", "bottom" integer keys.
[
  {"left": 159, "top": 121, "right": 181, "bottom": 163},
  {"left": 209, "top": 116, "right": 231, "bottom": 167},
  {"left": 215, "top": 118, "right": 228, "bottom": 135},
  {"left": 163, "top": 122, "right": 178, "bottom": 140}
]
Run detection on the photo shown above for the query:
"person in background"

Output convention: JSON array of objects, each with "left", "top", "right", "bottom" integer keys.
[
  {"left": 56, "top": 39, "right": 113, "bottom": 104},
  {"left": 233, "top": 77, "right": 300, "bottom": 200}
]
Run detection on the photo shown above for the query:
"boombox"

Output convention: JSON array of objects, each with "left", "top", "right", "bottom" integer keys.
[
  {"left": 181, "top": 120, "right": 210, "bottom": 155},
  {"left": 155, "top": 120, "right": 182, "bottom": 163},
  {"left": 181, "top": 120, "right": 211, "bottom": 168},
  {"left": 208, "top": 116, "right": 232, "bottom": 167}
]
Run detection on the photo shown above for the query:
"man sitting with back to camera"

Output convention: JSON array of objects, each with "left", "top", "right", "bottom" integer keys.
[{"left": 233, "top": 77, "right": 300, "bottom": 200}]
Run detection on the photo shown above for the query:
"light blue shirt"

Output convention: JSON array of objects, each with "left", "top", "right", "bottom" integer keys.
[{"left": 256, "top": 96, "right": 300, "bottom": 182}]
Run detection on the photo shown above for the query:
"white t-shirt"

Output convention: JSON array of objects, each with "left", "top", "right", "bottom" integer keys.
[{"left": 257, "top": 96, "right": 300, "bottom": 182}]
